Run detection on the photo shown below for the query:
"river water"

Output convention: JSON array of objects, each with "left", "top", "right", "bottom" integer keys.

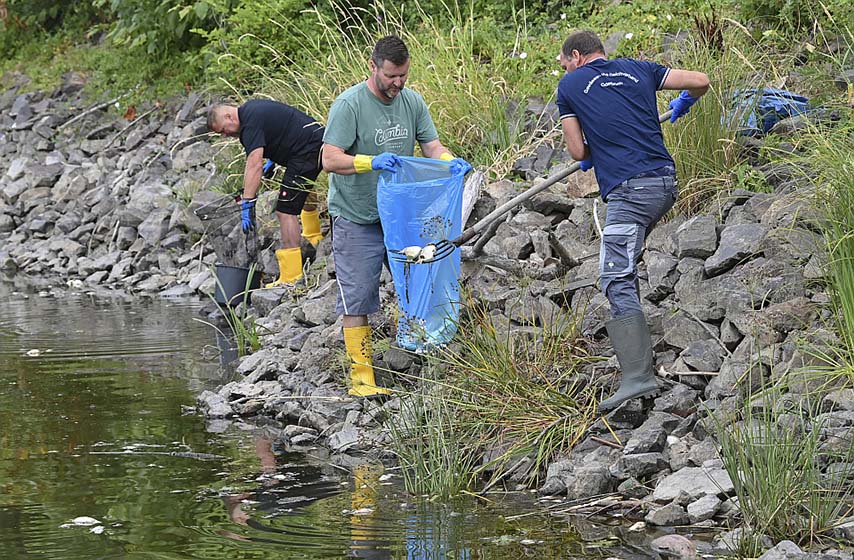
[{"left": 0, "top": 279, "right": 651, "bottom": 559}]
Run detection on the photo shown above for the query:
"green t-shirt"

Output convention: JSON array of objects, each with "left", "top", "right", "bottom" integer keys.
[{"left": 323, "top": 82, "right": 440, "bottom": 224}]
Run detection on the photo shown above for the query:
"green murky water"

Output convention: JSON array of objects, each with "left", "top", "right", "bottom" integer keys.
[{"left": 0, "top": 279, "right": 645, "bottom": 559}]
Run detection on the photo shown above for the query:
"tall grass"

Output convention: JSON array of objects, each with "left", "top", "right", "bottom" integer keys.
[
  {"left": 663, "top": 26, "right": 779, "bottom": 214},
  {"left": 713, "top": 393, "right": 854, "bottom": 555},
  {"left": 221, "top": 0, "right": 558, "bottom": 177},
  {"left": 387, "top": 295, "right": 599, "bottom": 497},
  {"left": 387, "top": 388, "right": 480, "bottom": 498}
]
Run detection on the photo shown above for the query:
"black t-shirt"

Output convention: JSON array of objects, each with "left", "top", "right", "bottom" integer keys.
[{"left": 238, "top": 99, "right": 324, "bottom": 165}]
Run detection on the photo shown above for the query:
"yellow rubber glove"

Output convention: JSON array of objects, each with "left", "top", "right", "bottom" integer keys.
[
  {"left": 438, "top": 152, "right": 453, "bottom": 162},
  {"left": 353, "top": 154, "right": 374, "bottom": 174}
]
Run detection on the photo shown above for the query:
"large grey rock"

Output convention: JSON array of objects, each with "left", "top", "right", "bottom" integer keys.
[
  {"left": 5, "top": 157, "right": 28, "bottom": 181},
  {"left": 624, "top": 412, "right": 680, "bottom": 454},
  {"left": 172, "top": 141, "right": 213, "bottom": 171},
  {"left": 646, "top": 250, "right": 679, "bottom": 301},
  {"left": 676, "top": 215, "right": 718, "bottom": 259},
  {"left": 650, "top": 534, "right": 699, "bottom": 560},
  {"left": 661, "top": 312, "right": 716, "bottom": 352},
  {"left": 137, "top": 209, "right": 171, "bottom": 245},
  {"left": 687, "top": 493, "right": 721, "bottom": 522},
  {"left": 704, "top": 223, "right": 767, "bottom": 276},
  {"left": 645, "top": 502, "right": 689, "bottom": 526},
  {"left": 609, "top": 452, "right": 668, "bottom": 480},
  {"left": 654, "top": 384, "right": 700, "bottom": 417},
  {"left": 680, "top": 339, "right": 725, "bottom": 372},
  {"left": 705, "top": 358, "right": 768, "bottom": 400},
  {"left": 128, "top": 180, "right": 173, "bottom": 212},
  {"left": 652, "top": 465, "right": 734, "bottom": 502}
]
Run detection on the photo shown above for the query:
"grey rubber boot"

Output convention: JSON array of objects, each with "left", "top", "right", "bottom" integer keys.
[{"left": 599, "top": 312, "right": 659, "bottom": 414}]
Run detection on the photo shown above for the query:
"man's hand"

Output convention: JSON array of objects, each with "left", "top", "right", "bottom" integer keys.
[
  {"left": 352, "top": 153, "right": 401, "bottom": 173},
  {"left": 240, "top": 197, "right": 257, "bottom": 233},
  {"left": 371, "top": 152, "right": 401, "bottom": 172},
  {"left": 449, "top": 157, "right": 472, "bottom": 176},
  {"left": 262, "top": 159, "right": 275, "bottom": 179},
  {"left": 669, "top": 90, "right": 701, "bottom": 122}
]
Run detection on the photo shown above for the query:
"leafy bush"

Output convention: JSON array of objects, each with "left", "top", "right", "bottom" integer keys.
[{"left": 91, "top": 0, "right": 230, "bottom": 56}]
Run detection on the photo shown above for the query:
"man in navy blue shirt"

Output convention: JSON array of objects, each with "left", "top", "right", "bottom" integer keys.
[{"left": 557, "top": 30, "right": 709, "bottom": 413}]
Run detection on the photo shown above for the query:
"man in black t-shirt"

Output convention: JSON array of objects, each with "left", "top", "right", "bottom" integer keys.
[{"left": 207, "top": 100, "right": 325, "bottom": 287}]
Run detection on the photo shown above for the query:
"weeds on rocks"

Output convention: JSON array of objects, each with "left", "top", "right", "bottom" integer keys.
[
  {"left": 713, "top": 391, "right": 854, "bottom": 555},
  {"left": 387, "top": 295, "right": 599, "bottom": 497}
]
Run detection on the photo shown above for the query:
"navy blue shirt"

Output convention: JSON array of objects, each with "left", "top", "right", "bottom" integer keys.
[
  {"left": 238, "top": 99, "right": 324, "bottom": 165},
  {"left": 556, "top": 58, "right": 674, "bottom": 198}
]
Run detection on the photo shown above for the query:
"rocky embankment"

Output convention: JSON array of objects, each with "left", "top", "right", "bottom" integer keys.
[{"left": 2, "top": 72, "right": 853, "bottom": 554}]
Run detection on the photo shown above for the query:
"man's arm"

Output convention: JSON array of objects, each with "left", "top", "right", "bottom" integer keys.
[
  {"left": 560, "top": 117, "right": 589, "bottom": 162},
  {"left": 663, "top": 69, "right": 710, "bottom": 98},
  {"left": 243, "top": 147, "right": 264, "bottom": 199},
  {"left": 322, "top": 143, "right": 358, "bottom": 175},
  {"left": 420, "top": 139, "right": 451, "bottom": 159}
]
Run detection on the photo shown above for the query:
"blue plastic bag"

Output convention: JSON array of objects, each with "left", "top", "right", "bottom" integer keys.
[
  {"left": 726, "top": 88, "right": 810, "bottom": 135},
  {"left": 377, "top": 157, "right": 466, "bottom": 351}
]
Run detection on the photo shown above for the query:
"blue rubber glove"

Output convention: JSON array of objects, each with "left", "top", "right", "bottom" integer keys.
[
  {"left": 371, "top": 152, "right": 401, "bottom": 172},
  {"left": 578, "top": 140, "right": 592, "bottom": 171},
  {"left": 449, "top": 157, "right": 473, "bottom": 176},
  {"left": 240, "top": 197, "right": 256, "bottom": 233},
  {"left": 669, "top": 90, "right": 700, "bottom": 122},
  {"left": 262, "top": 159, "right": 275, "bottom": 179}
]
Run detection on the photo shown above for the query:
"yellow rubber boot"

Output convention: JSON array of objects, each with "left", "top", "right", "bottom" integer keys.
[
  {"left": 300, "top": 209, "right": 324, "bottom": 246},
  {"left": 344, "top": 326, "right": 390, "bottom": 397},
  {"left": 265, "top": 248, "right": 302, "bottom": 288}
]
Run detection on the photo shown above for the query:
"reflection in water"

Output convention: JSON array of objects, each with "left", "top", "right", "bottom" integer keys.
[{"left": 0, "top": 280, "right": 630, "bottom": 560}]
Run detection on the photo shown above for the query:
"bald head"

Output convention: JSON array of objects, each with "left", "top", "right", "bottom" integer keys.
[{"left": 207, "top": 104, "right": 239, "bottom": 136}]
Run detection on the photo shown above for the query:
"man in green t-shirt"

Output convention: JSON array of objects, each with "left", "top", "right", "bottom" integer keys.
[{"left": 322, "top": 35, "right": 471, "bottom": 398}]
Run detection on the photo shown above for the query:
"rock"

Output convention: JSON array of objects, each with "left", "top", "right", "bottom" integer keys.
[
  {"left": 609, "top": 452, "right": 668, "bottom": 480},
  {"left": 704, "top": 223, "right": 767, "bottom": 276},
  {"left": 650, "top": 534, "right": 699, "bottom": 559},
  {"left": 654, "top": 384, "right": 700, "bottom": 417},
  {"left": 680, "top": 339, "right": 725, "bottom": 372},
  {"left": 328, "top": 426, "right": 360, "bottom": 452},
  {"left": 676, "top": 215, "right": 718, "bottom": 259},
  {"left": 172, "top": 141, "right": 213, "bottom": 171},
  {"left": 624, "top": 413, "right": 680, "bottom": 454},
  {"left": 646, "top": 250, "right": 679, "bottom": 301},
  {"left": 645, "top": 502, "right": 689, "bottom": 526},
  {"left": 565, "top": 465, "right": 615, "bottom": 500},
  {"left": 756, "top": 540, "right": 803, "bottom": 560},
  {"left": 383, "top": 347, "right": 414, "bottom": 371},
  {"left": 823, "top": 388, "right": 854, "bottom": 411},
  {"left": 661, "top": 312, "right": 716, "bottom": 352},
  {"left": 713, "top": 528, "right": 771, "bottom": 553},
  {"left": 686, "top": 494, "right": 721, "bottom": 522},
  {"left": 197, "top": 390, "right": 234, "bottom": 418},
  {"left": 652, "top": 465, "right": 734, "bottom": 502}
]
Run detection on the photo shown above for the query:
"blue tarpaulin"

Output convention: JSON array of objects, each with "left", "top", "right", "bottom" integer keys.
[
  {"left": 377, "top": 157, "right": 465, "bottom": 351},
  {"left": 726, "top": 87, "right": 810, "bottom": 135}
]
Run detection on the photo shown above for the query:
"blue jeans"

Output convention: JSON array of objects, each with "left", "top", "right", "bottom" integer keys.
[{"left": 600, "top": 175, "right": 678, "bottom": 317}]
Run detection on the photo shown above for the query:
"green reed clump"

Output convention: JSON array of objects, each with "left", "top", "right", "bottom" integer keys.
[
  {"left": 713, "top": 393, "right": 854, "bottom": 554},
  {"left": 387, "top": 292, "right": 599, "bottom": 497},
  {"left": 387, "top": 387, "right": 480, "bottom": 498},
  {"left": 439, "top": 298, "right": 599, "bottom": 481}
]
